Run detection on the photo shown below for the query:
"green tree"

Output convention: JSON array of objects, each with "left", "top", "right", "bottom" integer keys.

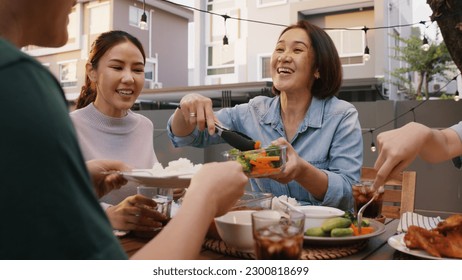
[
  {"left": 427, "top": 0, "right": 462, "bottom": 74},
  {"left": 389, "top": 33, "right": 455, "bottom": 100}
]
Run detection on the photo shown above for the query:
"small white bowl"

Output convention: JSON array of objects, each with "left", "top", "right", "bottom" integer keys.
[
  {"left": 293, "top": 206, "right": 345, "bottom": 231},
  {"left": 214, "top": 210, "right": 256, "bottom": 252}
]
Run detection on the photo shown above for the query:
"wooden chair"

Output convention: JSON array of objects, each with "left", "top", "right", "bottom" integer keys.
[{"left": 360, "top": 167, "right": 416, "bottom": 219}]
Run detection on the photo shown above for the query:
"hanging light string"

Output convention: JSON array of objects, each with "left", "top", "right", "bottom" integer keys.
[
  {"left": 160, "top": 1, "right": 460, "bottom": 136},
  {"left": 162, "top": 0, "right": 448, "bottom": 32},
  {"left": 363, "top": 74, "right": 460, "bottom": 137},
  {"left": 163, "top": 0, "right": 287, "bottom": 27}
]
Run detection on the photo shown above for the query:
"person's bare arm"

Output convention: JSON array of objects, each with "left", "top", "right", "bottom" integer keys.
[
  {"left": 171, "top": 93, "right": 218, "bottom": 136},
  {"left": 420, "top": 127, "right": 462, "bottom": 162},
  {"left": 373, "top": 122, "right": 462, "bottom": 188}
]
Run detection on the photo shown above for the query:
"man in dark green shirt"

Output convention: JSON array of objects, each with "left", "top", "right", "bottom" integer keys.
[
  {"left": 0, "top": 33, "right": 127, "bottom": 260},
  {"left": 0, "top": 0, "right": 248, "bottom": 260}
]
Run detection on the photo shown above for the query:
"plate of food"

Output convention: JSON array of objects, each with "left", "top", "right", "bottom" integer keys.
[
  {"left": 388, "top": 214, "right": 462, "bottom": 259},
  {"left": 120, "top": 169, "right": 193, "bottom": 188},
  {"left": 387, "top": 233, "right": 448, "bottom": 260},
  {"left": 303, "top": 219, "right": 386, "bottom": 246},
  {"left": 106, "top": 158, "right": 202, "bottom": 188},
  {"left": 223, "top": 144, "right": 287, "bottom": 177}
]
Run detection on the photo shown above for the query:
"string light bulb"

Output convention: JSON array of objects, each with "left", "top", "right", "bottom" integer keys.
[
  {"left": 420, "top": 21, "right": 430, "bottom": 52},
  {"left": 139, "top": 0, "right": 147, "bottom": 30},
  {"left": 370, "top": 129, "right": 376, "bottom": 152},
  {"left": 362, "top": 27, "right": 370, "bottom": 62},
  {"left": 363, "top": 46, "right": 371, "bottom": 62},
  {"left": 371, "top": 141, "right": 377, "bottom": 152},
  {"left": 455, "top": 90, "right": 460, "bottom": 102},
  {"left": 222, "top": 14, "right": 230, "bottom": 47},
  {"left": 421, "top": 37, "right": 430, "bottom": 51}
]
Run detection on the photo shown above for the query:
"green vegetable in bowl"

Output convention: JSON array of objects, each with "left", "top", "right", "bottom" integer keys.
[
  {"left": 321, "top": 217, "right": 352, "bottom": 233},
  {"left": 343, "top": 211, "right": 370, "bottom": 227},
  {"left": 235, "top": 154, "right": 252, "bottom": 173},
  {"left": 305, "top": 227, "right": 328, "bottom": 237},
  {"left": 330, "top": 227, "right": 354, "bottom": 237},
  {"left": 353, "top": 218, "right": 370, "bottom": 227},
  {"left": 227, "top": 145, "right": 286, "bottom": 176},
  {"left": 265, "top": 144, "right": 281, "bottom": 156}
]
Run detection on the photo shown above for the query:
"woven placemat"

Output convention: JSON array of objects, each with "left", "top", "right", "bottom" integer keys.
[{"left": 203, "top": 238, "right": 368, "bottom": 260}]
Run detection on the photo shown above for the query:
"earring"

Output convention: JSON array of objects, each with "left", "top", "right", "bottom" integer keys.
[{"left": 314, "top": 72, "right": 320, "bottom": 79}]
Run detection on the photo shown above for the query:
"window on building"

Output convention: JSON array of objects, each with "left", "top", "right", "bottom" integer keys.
[
  {"left": 258, "top": 55, "right": 272, "bottom": 81},
  {"left": 207, "top": 0, "right": 234, "bottom": 11},
  {"left": 67, "top": 7, "right": 78, "bottom": 45},
  {"left": 89, "top": 2, "right": 110, "bottom": 35},
  {"left": 143, "top": 57, "right": 162, "bottom": 89},
  {"left": 327, "top": 28, "right": 364, "bottom": 65},
  {"left": 59, "top": 61, "right": 77, "bottom": 88},
  {"left": 206, "top": 6, "right": 239, "bottom": 76},
  {"left": 256, "top": 0, "right": 287, "bottom": 8},
  {"left": 129, "top": 6, "right": 147, "bottom": 29},
  {"left": 145, "top": 62, "right": 154, "bottom": 81}
]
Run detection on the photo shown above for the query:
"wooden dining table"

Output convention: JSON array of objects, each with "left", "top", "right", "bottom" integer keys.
[{"left": 118, "top": 218, "right": 414, "bottom": 260}]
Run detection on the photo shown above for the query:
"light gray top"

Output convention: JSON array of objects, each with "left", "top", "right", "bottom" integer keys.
[{"left": 70, "top": 103, "right": 158, "bottom": 204}]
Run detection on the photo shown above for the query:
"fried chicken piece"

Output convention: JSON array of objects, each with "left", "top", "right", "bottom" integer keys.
[
  {"left": 437, "top": 214, "right": 462, "bottom": 233},
  {"left": 404, "top": 226, "right": 445, "bottom": 257},
  {"left": 404, "top": 214, "right": 462, "bottom": 259}
]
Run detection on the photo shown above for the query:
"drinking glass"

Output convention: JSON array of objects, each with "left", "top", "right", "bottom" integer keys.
[
  {"left": 136, "top": 186, "right": 173, "bottom": 218},
  {"left": 251, "top": 210, "right": 305, "bottom": 260},
  {"left": 352, "top": 181, "right": 384, "bottom": 219}
]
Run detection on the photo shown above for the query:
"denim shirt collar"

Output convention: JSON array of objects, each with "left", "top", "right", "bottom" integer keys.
[{"left": 261, "top": 95, "right": 326, "bottom": 134}]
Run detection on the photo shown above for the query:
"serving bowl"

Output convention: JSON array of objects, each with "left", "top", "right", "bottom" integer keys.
[
  {"left": 214, "top": 210, "right": 256, "bottom": 252},
  {"left": 293, "top": 205, "right": 345, "bottom": 231},
  {"left": 223, "top": 145, "right": 287, "bottom": 177},
  {"left": 207, "top": 192, "right": 272, "bottom": 240},
  {"left": 232, "top": 191, "right": 273, "bottom": 210}
]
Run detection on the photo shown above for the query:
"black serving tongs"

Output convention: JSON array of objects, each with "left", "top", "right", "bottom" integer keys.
[{"left": 214, "top": 122, "right": 258, "bottom": 151}]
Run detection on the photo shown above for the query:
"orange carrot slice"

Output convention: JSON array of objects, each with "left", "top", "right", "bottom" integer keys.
[
  {"left": 350, "top": 224, "right": 374, "bottom": 236},
  {"left": 255, "top": 156, "right": 280, "bottom": 163}
]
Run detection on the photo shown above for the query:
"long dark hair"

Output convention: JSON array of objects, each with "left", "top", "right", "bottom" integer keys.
[
  {"left": 75, "top": 30, "right": 146, "bottom": 109},
  {"left": 272, "top": 20, "right": 343, "bottom": 99}
]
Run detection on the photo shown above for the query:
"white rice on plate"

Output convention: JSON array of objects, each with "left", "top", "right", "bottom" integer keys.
[
  {"left": 151, "top": 158, "right": 202, "bottom": 177},
  {"left": 271, "top": 195, "right": 300, "bottom": 212}
]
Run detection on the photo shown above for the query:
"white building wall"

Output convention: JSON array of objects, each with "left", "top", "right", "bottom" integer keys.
[{"left": 191, "top": 0, "right": 415, "bottom": 99}]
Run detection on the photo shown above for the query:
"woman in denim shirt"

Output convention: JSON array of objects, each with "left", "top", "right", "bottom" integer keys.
[{"left": 167, "top": 20, "right": 362, "bottom": 211}]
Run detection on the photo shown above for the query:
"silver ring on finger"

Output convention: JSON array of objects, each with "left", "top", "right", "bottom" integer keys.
[{"left": 189, "top": 112, "right": 197, "bottom": 117}]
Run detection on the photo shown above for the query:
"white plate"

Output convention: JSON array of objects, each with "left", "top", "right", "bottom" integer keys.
[
  {"left": 120, "top": 169, "right": 193, "bottom": 188},
  {"left": 303, "top": 220, "right": 385, "bottom": 246},
  {"left": 387, "top": 233, "right": 452, "bottom": 260},
  {"left": 295, "top": 205, "right": 345, "bottom": 218}
]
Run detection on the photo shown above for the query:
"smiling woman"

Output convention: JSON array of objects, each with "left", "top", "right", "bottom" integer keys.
[
  {"left": 167, "top": 20, "right": 362, "bottom": 212},
  {"left": 70, "top": 30, "right": 166, "bottom": 233},
  {"left": 75, "top": 30, "right": 146, "bottom": 115}
]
